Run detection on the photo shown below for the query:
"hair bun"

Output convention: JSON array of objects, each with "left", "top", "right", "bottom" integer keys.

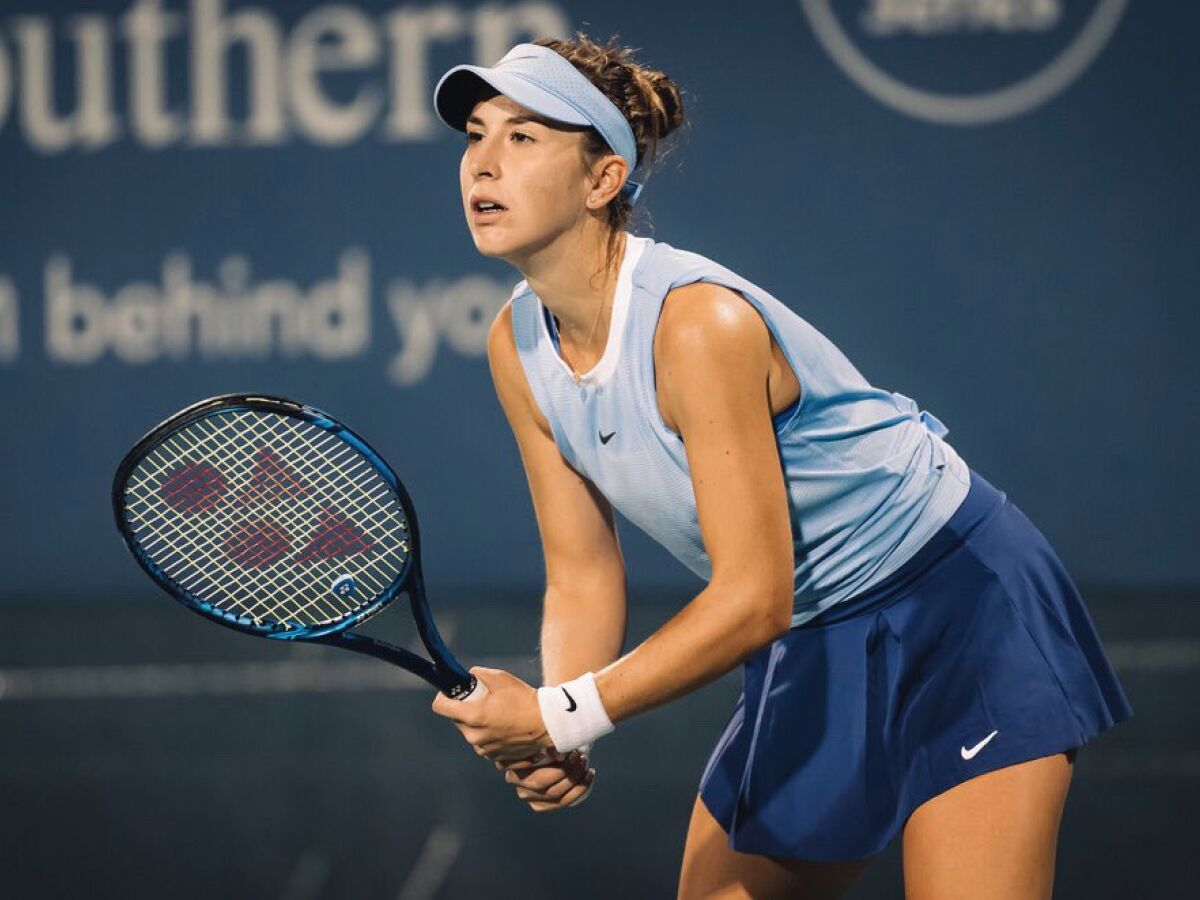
[
  {"left": 627, "top": 64, "right": 685, "bottom": 153},
  {"left": 535, "top": 32, "right": 687, "bottom": 171}
]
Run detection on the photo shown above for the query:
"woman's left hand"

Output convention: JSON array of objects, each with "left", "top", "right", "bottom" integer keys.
[{"left": 430, "top": 667, "right": 554, "bottom": 764}]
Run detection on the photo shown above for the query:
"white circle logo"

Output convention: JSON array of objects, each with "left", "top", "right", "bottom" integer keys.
[{"left": 797, "top": 0, "right": 1128, "bottom": 125}]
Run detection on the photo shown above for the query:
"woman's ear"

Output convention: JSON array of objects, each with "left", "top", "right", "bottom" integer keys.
[{"left": 586, "top": 155, "right": 630, "bottom": 210}]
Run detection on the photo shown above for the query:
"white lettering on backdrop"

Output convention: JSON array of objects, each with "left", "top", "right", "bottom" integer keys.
[
  {"left": 860, "top": 0, "right": 1061, "bottom": 35},
  {"left": 0, "top": 0, "right": 571, "bottom": 153},
  {"left": 32, "top": 250, "right": 510, "bottom": 385},
  {"left": 386, "top": 275, "right": 506, "bottom": 386}
]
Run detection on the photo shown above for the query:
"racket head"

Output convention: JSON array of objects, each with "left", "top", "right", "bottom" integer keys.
[{"left": 113, "top": 394, "right": 422, "bottom": 641}]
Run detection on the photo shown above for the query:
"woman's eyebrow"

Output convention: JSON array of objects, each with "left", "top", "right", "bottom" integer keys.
[{"left": 466, "top": 114, "right": 550, "bottom": 127}]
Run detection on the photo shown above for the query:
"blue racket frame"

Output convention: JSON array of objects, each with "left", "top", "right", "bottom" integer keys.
[{"left": 112, "top": 393, "right": 476, "bottom": 698}]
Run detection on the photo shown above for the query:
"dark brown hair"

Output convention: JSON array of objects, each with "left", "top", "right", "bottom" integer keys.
[{"left": 534, "top": 33, "right": 687, "bottom": 271}]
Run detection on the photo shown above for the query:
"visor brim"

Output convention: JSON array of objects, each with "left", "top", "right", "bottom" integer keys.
[{"left": 433, "top": 66, "right": 593, "bottom": 132}]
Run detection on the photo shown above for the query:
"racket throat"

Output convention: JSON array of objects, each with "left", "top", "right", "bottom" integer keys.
[
  {"left": 405, "top": 571, "right": 472, "bottom": 687},
  {"left": 316, "top": 631, "right": 465, "bottom": 695}
]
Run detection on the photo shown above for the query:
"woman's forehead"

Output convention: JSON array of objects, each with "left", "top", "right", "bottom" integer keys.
[
  {"left": 469, "top": 94, "right": 533, "bottom": 122},
  {"left": 468, "top": 94, "right": 571, "bottom": 132},
  {"left": 479, "top": 94, "right": 526, "bottom": 116}
]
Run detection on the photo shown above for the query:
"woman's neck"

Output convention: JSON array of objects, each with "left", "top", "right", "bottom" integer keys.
[{"left": 521, "top": 226, "right": 627, "bottom": 346}]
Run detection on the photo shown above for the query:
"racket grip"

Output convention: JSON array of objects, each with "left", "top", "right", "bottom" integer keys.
[
  {"left": 458, "top": 676, "right": 488, "bottom": 702},
  {"left": 457, "top": 676, "right": 555, "bottom": 767}
]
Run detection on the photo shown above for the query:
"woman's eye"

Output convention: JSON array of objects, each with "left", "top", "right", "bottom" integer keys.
[{"left": 465, "top": 131, "right": 531, "bottom": 144}]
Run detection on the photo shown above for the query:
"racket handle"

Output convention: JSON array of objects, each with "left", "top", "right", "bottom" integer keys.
[
  {"left": 457, "top": 676, "right": 556, "bottom": 768},
  {"left": 458, "top": 675, "right": 488, "bottom": 702}
]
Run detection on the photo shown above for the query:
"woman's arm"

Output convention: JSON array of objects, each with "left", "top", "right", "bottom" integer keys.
[
  {"left": 592, "top": 281, "right": 795, "bottom": 723},
  {"left": 486, "top": 302, "right": 628, "bottom": 684},
  {"left": 432, "top": 284, "right": 795, "bottom": 763}
]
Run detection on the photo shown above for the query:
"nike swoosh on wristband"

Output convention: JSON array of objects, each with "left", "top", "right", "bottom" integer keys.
[
  {"left": 961, "top": 729, "right": 999, "bottom": 760},
  {"left": 562, "top": 687, "right": 577, "bottom": 713}
]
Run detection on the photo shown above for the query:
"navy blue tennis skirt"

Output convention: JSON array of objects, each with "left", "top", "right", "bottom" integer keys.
[{"left": 699, "top": 468, "right": 1133, "bottom": 862}]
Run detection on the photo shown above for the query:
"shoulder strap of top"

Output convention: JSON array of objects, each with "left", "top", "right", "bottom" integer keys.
[{"left": 508, "top": 281, "right": 584, "bottom": 472}]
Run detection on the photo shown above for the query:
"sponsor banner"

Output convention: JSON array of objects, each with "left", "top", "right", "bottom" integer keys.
[{"left": 1, "top": 1, "right": 1194, "bottom": 595}]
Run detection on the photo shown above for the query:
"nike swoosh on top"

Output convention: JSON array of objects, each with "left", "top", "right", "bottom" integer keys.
[
  {"left": 960, "top": 729, "right": 999, "bottom": 760},
  {"left": 599, "top": 430, "right": 615, "bottom": 444},
  {"left": 562, "top": 687, "right": 577, "bottom": 713}
]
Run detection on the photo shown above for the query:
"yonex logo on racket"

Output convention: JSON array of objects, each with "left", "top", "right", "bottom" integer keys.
[{"left": 331, "top": 574, "right": 356, "bottom": 599}]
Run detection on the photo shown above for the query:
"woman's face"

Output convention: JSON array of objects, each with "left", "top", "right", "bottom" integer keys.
[{"left": 459, "top": 94, "right": 597, "bottom": 264}]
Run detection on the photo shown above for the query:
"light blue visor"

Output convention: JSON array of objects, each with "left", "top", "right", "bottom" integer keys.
[{"left": 433, "top": 43, "right": 644, "bottom": 204}]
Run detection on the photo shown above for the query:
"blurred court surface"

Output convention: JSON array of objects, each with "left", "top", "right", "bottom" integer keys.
[{"left": 2, "top": 589, "right": 1194, "bottom": 899}]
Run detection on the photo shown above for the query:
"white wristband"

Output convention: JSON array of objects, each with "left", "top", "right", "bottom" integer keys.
[{"left": 537, "top": 672, "right": 614, "bottom": 754}]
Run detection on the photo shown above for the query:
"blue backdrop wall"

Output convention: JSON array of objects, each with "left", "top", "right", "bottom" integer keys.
[{"left": 1, "top": 0, "right": 1195, "bottom": 600}]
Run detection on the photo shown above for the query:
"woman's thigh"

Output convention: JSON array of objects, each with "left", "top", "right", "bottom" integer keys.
[
  {"left": 677, "top": 795, "right": 874, "bottom": 900},
  {"left": 902, "top": 751, "right": 1074, "bottom": 900}
]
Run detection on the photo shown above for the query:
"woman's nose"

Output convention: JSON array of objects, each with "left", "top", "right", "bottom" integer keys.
[{"left": 469, "top": 135, "right": 500, "bottom": 179}]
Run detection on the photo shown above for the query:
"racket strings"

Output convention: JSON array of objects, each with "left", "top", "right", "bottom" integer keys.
[
  {"left": 128, "top": 415, "right": 308, "bottom": 609},
  {"left": 128, "top": 412, "right": 401, "bottom": 625},
  {"left": 179, "top": 420, "right": 402, "bottom": 624},
  {"left": 219, "top": 416, "right": 404, "bottom": 619},
  {"left": 125, "top": 413, "right": 371, "bottom": 624},
  {"left": 126, "top": 413, "right": 353, "bottom": 616},
  {"left": 122, "top": 410, "right": 410, "bottom": 629},
  {"left": 137, "top": 412, "right": 404, "bottom": 621}
]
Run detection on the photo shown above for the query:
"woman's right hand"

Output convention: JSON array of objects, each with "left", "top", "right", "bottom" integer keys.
[{"left": 498, "top": 750, "right": 596, "bottom": 812}]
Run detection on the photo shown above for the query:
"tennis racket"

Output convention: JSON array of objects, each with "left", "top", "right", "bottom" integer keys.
[{"left": 112, "top": 393, "right": 484, "bottom": 701}]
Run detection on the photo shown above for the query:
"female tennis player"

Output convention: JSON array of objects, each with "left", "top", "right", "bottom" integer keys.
[{"left": 428, "top": 34, "right": 1132, "bottom": 899}]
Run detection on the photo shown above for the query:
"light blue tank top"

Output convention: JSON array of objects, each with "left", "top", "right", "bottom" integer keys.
[{"left": 510, "top": 232, "right": 970, "bottom": 625}]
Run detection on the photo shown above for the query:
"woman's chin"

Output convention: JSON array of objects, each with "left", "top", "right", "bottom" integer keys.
[{"left": 470, "top": 228, "right": 519, "bottom": 260}]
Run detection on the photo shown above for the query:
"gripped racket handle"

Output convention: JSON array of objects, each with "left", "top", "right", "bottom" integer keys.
[
  {"left": 458, "top": 676, "right": 487, "bottom": 702},
  {"left": 456, "top": 677, "right": 558, "bottom": 768}
]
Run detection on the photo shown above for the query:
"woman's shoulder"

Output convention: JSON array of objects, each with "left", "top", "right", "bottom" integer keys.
[
  {"left": 629, "top": 232, "right": 770, "bottom": 356},
  {"left": 636, "top": 236, "right": 770, "bottom": 310},
  {"left": 656, "top": 280, "right": 773, "bottom": 367},
  {"left": 640, "top": 235, "right": 801, "bottom": 332},
  {"left": 635, "top": 233, "right": 735, "bottom": 280}
]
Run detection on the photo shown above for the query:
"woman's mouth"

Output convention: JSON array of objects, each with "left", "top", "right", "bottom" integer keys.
[{"left": 471, "top": 200, "right": 508, "bottom": 224}]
